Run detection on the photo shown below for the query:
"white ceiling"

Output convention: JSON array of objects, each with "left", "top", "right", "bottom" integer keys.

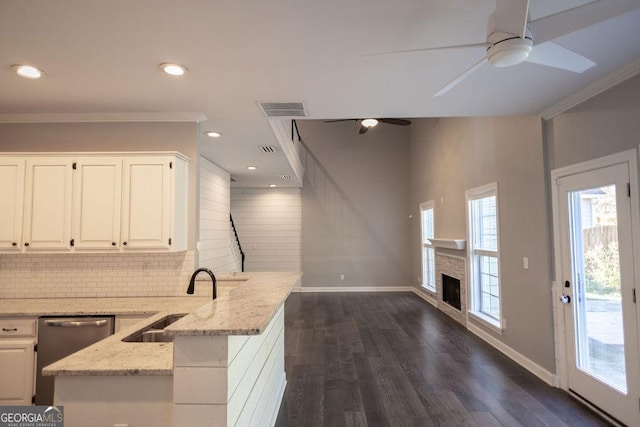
[{"left": 1, "top": 0, "right": 639, "bottom": 187}]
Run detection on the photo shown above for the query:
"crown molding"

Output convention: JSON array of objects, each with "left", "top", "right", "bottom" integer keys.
[
  {"left": 0, "top": 112, "right": 208, "bottom": 124},
  {"left": 540, "top": 57, "right": 640, "bottom": 120}
]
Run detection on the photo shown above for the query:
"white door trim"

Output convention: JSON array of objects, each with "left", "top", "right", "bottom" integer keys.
[{"left": 550, "top": 148, "right": 640, "bottom": 393}]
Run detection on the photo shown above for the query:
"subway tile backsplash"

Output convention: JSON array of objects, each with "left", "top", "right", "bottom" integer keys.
[{"left": 0, "top": 251, "right": 198, "bottom": 299}]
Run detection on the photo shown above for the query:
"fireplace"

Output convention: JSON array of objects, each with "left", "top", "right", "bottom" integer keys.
[
  {"left": 442, "top": 274, "right": 461, "bottom": 311},
  {"left": 435, "top": 254, "right": 466, "bottom": 326}
]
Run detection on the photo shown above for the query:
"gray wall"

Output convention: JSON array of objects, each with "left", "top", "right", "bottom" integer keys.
[
  {"left": 408, "top": 116, "right": 555, "bottom": 371},
  {"left": 297, "top": 120, "right": 411, "bottom": 288},
  {"left": 548, "top": 73, "right": 640, "bottom": 169},
  {"left": 0, "top": 122, "right": 199, "bottom": 249}
]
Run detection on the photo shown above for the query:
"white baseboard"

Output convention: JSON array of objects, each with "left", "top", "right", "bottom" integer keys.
[
  {"left": 412, "top": 288, "right": 437, "bottom": 307},
  {"left": 467, "top": 321, "right": 558, "bottom": 387},
  {"left": 294, "top": 286, "right": 412, "bottom": 293},
  {"left": 292, "top": 286, "right": 558, "bottom": 388}
]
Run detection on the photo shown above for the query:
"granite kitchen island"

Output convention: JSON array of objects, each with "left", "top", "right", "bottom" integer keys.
[{"left": 43, "top": 272, "right": 301, "bottom": 427}]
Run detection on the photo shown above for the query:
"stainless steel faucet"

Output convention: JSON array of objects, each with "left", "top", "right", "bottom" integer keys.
[{"left": 187, "top": 268, "right": 217, "bottom": 300}]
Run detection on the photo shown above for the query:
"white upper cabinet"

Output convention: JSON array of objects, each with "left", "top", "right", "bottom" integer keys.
[
  {"left": 0, "top": 152, "right": 189, "bottom": 253},
  {"left": 121, "top": 155, "right": 188, "bottom": 251},
  {"left": 23, "top": 158, "right": 74, "bottom": 251},
  {"left": 0, "top": 158, "right": 25, "bottom": 251},
  {"left": 121, "top": 157, "right": 172, "bottom": 250},
  {"left": 72, "top": 157, "right": 122, "bottom": 250}
]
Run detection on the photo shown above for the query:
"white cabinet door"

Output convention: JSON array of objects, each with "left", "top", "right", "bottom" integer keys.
[
  {"left": 0, "top": 339, "right": 36, "bottom": 406},
  {"left": 121, "top": 158, "right": 172, "bottom": 250},
  {"left": 0, "top": 158, "right": 25, "bottom": 251},
  {"left": 72, "top": 158, "right": 122, "bottom": 250},
  {"left": 23, "top": 159, "right": 73, "bottom": 250}
]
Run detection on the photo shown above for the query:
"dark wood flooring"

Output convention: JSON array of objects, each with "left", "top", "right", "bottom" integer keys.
[{"left": 275, "top": 292, "right": 610, "bottom": 427}]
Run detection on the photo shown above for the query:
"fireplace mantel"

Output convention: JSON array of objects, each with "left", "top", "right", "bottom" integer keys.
[{"left": 428, "top": 238, "right": 466, "bottom": 250}]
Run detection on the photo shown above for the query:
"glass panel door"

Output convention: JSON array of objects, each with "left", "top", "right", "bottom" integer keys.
[
  {"left": 556, "top": 161, "right": 640, "bottom": 426},
  {"left": 568, "top": 184, "right": 626, "bottom": 393}
]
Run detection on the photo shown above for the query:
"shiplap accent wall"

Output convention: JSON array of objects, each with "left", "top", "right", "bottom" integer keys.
[
  {"left": 198, "top": 157, "right": 238, "bottom": 274},
  {"left": 230, "top": 188, "right": 301, "bottom": 272}
]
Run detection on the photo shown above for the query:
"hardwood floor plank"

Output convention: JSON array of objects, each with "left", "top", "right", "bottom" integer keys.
[
  {"left": 344, "top": 411, "right": 368, "bottom": 427},
  {"left": 275, "top": 292, "right": 611, "bottom": 427}
]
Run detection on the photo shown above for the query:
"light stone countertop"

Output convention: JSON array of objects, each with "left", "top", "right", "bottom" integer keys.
[
  {"left": 0, "top": 272, "right": 301, "bottom": 376},
  {"left": 165, "top": 271, "right": 301, "bottom": 336},
  {"left": 0, "top": 296, "right": 209, "bottom": 317}
]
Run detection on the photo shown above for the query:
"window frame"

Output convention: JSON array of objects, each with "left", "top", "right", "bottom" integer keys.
[
  {"left": 420, "top": 200, "right": 436, "bottom": 292},
  {"left": 466, "top": 182, "right": 503, "bottom": 333}
]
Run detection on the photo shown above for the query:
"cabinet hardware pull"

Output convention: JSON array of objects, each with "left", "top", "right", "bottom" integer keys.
[
  {"left": 12, "top": 242, "right": 17, "bottom": 247},
  {"left": 123, "top": 241, "right": 127, "bottom": 246},
  {"left": 70, "top": 239, "right": 75, "bottom": 247},
  {"left": 2, "top": 328, "right": 18, "bottom": 332},
  {"left": 112, "top": 242, "right": 116, "bottom": 246},
  {"left": 24, "top": 242, "right": 29, "bottom": 247}
]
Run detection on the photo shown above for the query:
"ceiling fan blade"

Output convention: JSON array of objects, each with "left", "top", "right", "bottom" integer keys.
[
  {"left": 526, "top": 41, "right": 596, "bottom": 73},
  {"left": 324, "top": 119, "right": 357, "bottom": 123},
  {"left": 379, "top": 118, "right": 411, "bottom": 126},
  {"left": 434, "top": 57, "right": 488, "bottom": 97},
  {"left": 494, "top": 0, "right": 529, "bottom": 38},
  {"left": 363, "top": 42, "right": 489, "bottom": 58},
  {"left": 359, "top": 125, "right": 369, "bottom": 134},
  {"left": 529, "top": 0, "right": 640, "bottom": 45}
]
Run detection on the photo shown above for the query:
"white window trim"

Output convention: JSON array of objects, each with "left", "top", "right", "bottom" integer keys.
[
  {"left": 420, "top": 200, "right": 435, "bottom": 292},
  {"left": 465, "top": 182, "right": 503, "bottom": 333}
]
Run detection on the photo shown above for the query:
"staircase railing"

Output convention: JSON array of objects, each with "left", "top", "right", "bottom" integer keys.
[{"left": 230, "top": 214, "right": 245, "bottom": 272}]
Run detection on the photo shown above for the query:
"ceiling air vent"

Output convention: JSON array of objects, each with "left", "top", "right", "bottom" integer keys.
[
  {"left": 280, "top": 174, "right": 293, "bottom": 180},
  {"left": 258, "top": 101, "right": 307, "bottom": 118},
  {"left": 259, "top": 145, "right": 278, "bottom": 153}
]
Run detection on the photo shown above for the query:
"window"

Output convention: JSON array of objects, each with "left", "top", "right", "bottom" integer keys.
[
  {"left": 466, "top": 183, "right": 501, "bottom": 329},
  {"left": 420, "top": 201, "right": 435, "bottom": 291}
]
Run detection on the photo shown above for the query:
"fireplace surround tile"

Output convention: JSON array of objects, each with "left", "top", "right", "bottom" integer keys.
[{"left": 435, "top": 253, "right": 467, "bottom": 326}]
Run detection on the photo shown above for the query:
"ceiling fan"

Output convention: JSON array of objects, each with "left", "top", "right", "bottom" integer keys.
[
  {"left": 369, "top": 0, "right": 640, "bottom": 96},
  {"left": 324, "top": 118, "right": 412, "bottom": 134}
]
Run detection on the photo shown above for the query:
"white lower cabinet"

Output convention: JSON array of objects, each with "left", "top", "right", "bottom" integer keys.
[{"left": 0, "top": 318, "right": 37, "bottom": 406}]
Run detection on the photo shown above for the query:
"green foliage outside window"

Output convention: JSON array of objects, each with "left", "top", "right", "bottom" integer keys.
[{"left": 584, "top": 241, "right": 620, "bottom": 297}]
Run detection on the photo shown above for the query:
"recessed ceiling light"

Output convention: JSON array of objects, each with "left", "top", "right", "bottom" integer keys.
[
  {"left": 160, "top": 63, "right": 187, "bottom": 76},
  {"left": 205, "top": 131, "right": 221, "bottom": 138},
  {"left": 361, "top": 118, "right": 379, "bottom": 128},
  {"left": 269, "top": 184, "right": 277, "bottom": 188},
  {"left": 13, "top": 64, "right": 44, "bottom": 79},
  {"left": 247, "top": 166, "right": 257, "bottom": 170}
]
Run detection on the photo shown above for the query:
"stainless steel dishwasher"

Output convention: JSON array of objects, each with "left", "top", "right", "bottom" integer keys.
[{"left": 36, "top": 316, "right": 114, "bottom": 405}]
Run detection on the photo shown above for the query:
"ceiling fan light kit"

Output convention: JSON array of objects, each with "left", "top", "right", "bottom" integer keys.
[
  {"left": 324, "top": 118, "right": 411, "bottom": 134},
  {"left": 13, "top": 64, "right": 44, "bottom": 79},
  {"left": 361, "top": 118, "right": 379, "bottom": 128},
  {"left": 486, "top": 33, "right": 533, "bottom": 67}
]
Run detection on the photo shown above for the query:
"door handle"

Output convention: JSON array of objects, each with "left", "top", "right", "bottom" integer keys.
[
  {"left": 44, "top": 319, "right": 109, "bottom": 327},
  {"left": 560, "top": 294, "right": 571, "bottom": 304}
]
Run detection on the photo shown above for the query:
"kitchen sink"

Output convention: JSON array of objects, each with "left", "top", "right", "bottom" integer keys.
[
  {"left": 147, "top": 313, "right": 187, "bottom": 330},
  {"left": 121, "top": 313, "right": 186, "bottom": 343}
]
